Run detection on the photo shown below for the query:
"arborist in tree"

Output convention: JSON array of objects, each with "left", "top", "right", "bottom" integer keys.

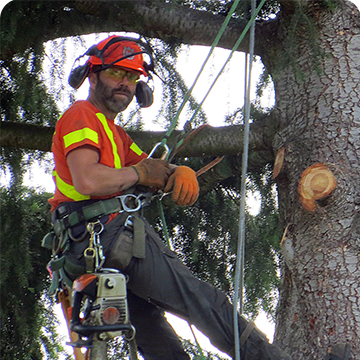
[{"left": 47, "top": 35, "right": 291, "bottom": 360}]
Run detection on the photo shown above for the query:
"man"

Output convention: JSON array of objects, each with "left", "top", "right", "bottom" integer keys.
[{"left": 49, "top": 35, "right": 291, "bottom": 359}]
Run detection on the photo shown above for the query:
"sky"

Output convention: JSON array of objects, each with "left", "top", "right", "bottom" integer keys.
[{"left": 1, "top": 0, "right": 360, "bottom": 358}]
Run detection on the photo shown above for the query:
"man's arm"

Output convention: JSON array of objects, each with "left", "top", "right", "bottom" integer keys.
[{"left": 67, "top": 145, "right": 139, "bottom": 196}]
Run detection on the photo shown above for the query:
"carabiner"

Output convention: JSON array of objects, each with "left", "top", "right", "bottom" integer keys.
[
  {"left": 147, "top": 142, "right": 170, "bottom": 160},
  {"left": 116, "top": 194, "right": 142, "bottom": 212}
]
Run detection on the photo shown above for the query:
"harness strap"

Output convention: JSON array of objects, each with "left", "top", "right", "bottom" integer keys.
[
  {"left": 132, "top": 216, "right": 146, "bottom": 259},
  {"left": 239, "top": 320, "right": 256, "bottom": 347},
  {"left": 53, "top": 197, "right": 127, "bottom": 235}
]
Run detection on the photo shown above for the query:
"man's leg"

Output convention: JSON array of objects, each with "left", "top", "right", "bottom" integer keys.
[
  {"left": 124, "top": 219, "right": 292, "bottom": 360},
  {"left": 127, "top": 290, "right": 190, "bottom": 360}
]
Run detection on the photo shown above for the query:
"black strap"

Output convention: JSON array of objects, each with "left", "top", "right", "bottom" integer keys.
[
  {"left": 53, "top": 197, "right": 125, "bottom": 235},
  {"left": 240, "top": 320, "right": 256, "bottom": 347}
]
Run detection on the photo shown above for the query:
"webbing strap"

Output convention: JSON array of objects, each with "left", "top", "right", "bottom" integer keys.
[
  {"left": 239, "top": 320, "right": 255, "bottom": 347},
  {"left": 132, "top": 216, "right": 146, "bottom": 258},
  {"left": 53, "top": 197, "right": 124, "bottom": 235}
]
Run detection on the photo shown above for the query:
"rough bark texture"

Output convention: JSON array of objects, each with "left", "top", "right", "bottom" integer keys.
[
  {"left": 0, "top": 118, "right": 277, "bottom": 158},
  {"left": 266, "top": 2, "right": 360, "bottom": 358}
]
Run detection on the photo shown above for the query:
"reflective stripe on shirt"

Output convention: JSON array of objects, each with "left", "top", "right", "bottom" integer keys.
[
  {"left": 63, "top": 127, "right": 99, "bottom": 148},
  {"left": 53, "top": 170, "right": 90, "bottom": 201},
  {"left": 96, "top": 113, "right": 122, "bottom": 169},
  {"left": 130, "top": 142, "right": 143, "bottom": 156}
]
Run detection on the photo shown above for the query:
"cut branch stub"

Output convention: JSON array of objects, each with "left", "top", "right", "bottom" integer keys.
[
  {"left": 298, "top": 163, "right": 337, "bottom": 211},
  {"left": 273, "top": 147, "right": 285, "bottom": 178}
]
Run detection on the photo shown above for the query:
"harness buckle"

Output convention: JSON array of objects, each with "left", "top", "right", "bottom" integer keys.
[
  {"left": 84, "top": 247, "right": 96, "bottom": 258},
  {"left": 116, "top": 194, "right": 142, "bottom": 212}
]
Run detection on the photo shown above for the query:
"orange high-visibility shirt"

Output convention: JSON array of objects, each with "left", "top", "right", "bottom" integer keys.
[{"left": 49, "top": 100, "right": 147, "bottom": 211}]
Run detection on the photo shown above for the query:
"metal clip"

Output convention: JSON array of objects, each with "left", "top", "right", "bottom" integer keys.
[
  {"left": 84, "top": 247, "right": 96, "bottom": 259},
  {"left": 116, "top": 194, "right": 142, "bottom": 212},
  {"left": 147, "top": 142, "right": 170, "bottom": 160},
  {"left": 84, "top": 221, "right": 104, "bottom": 273},
  {"left": 124, "top": 215, "right": 134, "bottom": 230}
]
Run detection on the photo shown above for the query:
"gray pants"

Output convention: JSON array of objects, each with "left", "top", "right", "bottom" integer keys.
[
  {"left": 102, "top": 214, "right": 291, "bottom": 360},
  {"left": 57, "top": 199, "right": 291, "bottom": 360}
]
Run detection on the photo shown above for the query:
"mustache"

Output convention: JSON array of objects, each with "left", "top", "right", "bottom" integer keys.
[{"left": 112, "top": 85, "right": 131, "bottom": 96}]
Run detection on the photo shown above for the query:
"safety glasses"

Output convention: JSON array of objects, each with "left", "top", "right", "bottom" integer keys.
[{"left": 104, "top": 67, "right": 140, "bottom": 83}]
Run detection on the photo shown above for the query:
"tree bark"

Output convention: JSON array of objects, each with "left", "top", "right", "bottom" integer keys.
[
  {"left": 1, "top": 0, "right": 264, "bottom": 62},
  {"left": 0, "top": 118, "right": 277, "bottom": 158},
  {"left": 268, "top": 2, "right": 360, "bottom": 358}
]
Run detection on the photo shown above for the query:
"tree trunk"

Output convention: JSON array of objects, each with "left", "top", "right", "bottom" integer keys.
[{"left": 267, "top": 2, "right": 360, "bottom": 358}]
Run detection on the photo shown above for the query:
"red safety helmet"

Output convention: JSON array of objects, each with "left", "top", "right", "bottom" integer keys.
[{"left": 88, "top": 35, "right": 147, "bottom": 76}]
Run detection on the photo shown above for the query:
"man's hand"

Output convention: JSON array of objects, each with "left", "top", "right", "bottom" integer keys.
[
  {"left": 164, "top": 166, "right": 199, "bottom": 206},
  {"left": 132, "top": 158, "right": 171, "bottom": 191}
]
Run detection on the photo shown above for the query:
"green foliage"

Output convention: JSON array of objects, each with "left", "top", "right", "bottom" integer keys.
[
  {"left": 243, "top": 167, "right": 280, "bottom": 318},
  {"left": 179, "top": 0, "right": 280, "bottom": 20},
  {"left": 1, "top": 10, "right": 60, "bottom": 180},
  {"left": 1, "top": 18, "right": 62, "bottom": 358},
  {"left": 0, "top": 181, "right": 63, "bottom": 359},
  {"left": 181, "top": 338, "right": 229, "bottom": 359},
  {"left": 1, "top": 48, "right": 59, "bottom": 126}
]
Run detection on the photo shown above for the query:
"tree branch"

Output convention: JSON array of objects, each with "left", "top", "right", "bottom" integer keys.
[
  {"left": 1, "top": 0, "right": 277, "bottom": 62},
  {"left": 1, "top": 118, "right": 278, "bottom": 159}
]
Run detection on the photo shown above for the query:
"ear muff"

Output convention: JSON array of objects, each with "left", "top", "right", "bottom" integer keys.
[
  {"left": 68, "top": 36, "right": 156, "bottom": 91},
  {"left": 68, "top": 63, "right": 91, "bottom": 89},
  {"left": 135, "top": 81, "right": 153, "bottom": 108}
]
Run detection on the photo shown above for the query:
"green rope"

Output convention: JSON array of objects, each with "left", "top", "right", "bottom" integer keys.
[
  {"left": 189, "top": 324, "right": 207, "bottom": 360},
  {"left": 165, "top": 0, "right": 267, "bottom": 160},
  {"left": 160, "top": 0, "right": 243, "bottom": 151},
  {"left": 154, "top": 3, "right": 265, "bottom": 359},
  {"left": 187, "top": 0, "right": 267, "bottom": 124},
  {"left": 157, "top": 199, "right": 172, "bottom": 249}
]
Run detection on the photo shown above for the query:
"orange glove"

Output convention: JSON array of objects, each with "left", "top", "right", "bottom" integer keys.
[
  {"left": 164, "top": 166, "right": 199, "bottom": 206},
  {"left": 132, "top": 158, "right": 171, "bottom": 191}
]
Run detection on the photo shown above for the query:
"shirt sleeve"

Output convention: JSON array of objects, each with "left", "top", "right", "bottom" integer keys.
[
  {"left": 58, "top": 103, "right": 102, "bottom": 157},
  {"left": 115, "top": 125, "right": 148, "bottom": 166}
]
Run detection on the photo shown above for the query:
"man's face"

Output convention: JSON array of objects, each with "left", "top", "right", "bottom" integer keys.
[{"left": 93, "top": 67, "right": 138, "bottom": 114}]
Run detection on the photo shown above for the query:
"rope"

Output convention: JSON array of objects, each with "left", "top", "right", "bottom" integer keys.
[
  {"left": 233, "top": 1, "right": 257, "bottom": 359},
  {"left": 157, "top": 200, "right": 173, "bottom": 250},
  {"left": 189, "top": 324, "right": 207, "bottom": 360},
  {"left": 169, "top": 0, "right": 267, "bottom": 159},
  {"left": 160, "top": 0, "right": 243, "bottom": 152},
  {"left": 154, "top": 1, "right": 263, "bottom": 358}
]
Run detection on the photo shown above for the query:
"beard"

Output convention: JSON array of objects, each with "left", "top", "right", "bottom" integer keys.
[{"left": 94, "top": 75, "right": 135, "bottom": 114}]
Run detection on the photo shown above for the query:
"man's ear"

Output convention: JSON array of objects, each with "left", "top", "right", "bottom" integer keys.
[{"left": 88, "top": 72, "right": 98, "bottom": 88}]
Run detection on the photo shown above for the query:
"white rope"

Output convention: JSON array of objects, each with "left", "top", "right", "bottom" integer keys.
[{"left": 233, "top": 0, "right": 257, "bottom": 359}]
